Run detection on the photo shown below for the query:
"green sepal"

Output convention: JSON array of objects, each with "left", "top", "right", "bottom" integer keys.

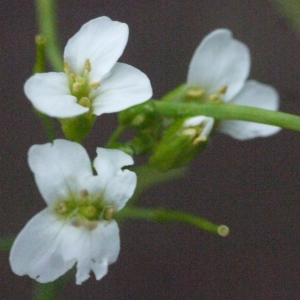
[
  {"left": 118, "top": 101, "right": 162, "bottom": 130},
  {"left": 149, "top": 119, "right": 208, "bottom": 172},
  {"left": 60, "top": 113, "right": 96, "bottom": 142},
  {"left": 161, "top": 84, "right": 188, "bottom": 103},
  {"left": 129, "top": 133, "right": 157, "bottom": 155},
  {"left": 107, "top": 142, "right": 135, "bottom": 156}
]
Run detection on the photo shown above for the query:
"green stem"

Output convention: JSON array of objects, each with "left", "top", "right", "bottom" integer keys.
[
  {"left": 130, "top": 165, "right": 186, "bottom": 204},
  {"left": 33, "top": 282, "right": 56, "bottom": 300},
  {"left": 105, "top": 125, "right": 126, "bottom": 148},
  {"left": 35, "top": 0, "right": 63, "bottom": 71},
  {"left": 116, "top": 207, "right": 229, "bottom": 237},
  {"left": 150, "top": 101, "right": 300, "bottom": 132},
  {"left": 0, "top": 237, "right": 14, "bottom": 252}
]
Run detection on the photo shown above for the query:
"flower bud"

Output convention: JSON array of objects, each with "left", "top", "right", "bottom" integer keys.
[
  {"left": 149, "top": 116, "right": 214, "bottom": 171},
  {"left": 118, "top": 102, "right": 162, "bottom": 130}
]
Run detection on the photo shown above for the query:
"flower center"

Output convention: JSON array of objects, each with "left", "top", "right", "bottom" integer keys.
[
  {"left": 64, "top": 59, "right": 101, "bottom": 110},
  {"left": 186, "top": 85, "right": 227, "bottom": 104},
  {"left": 54, "top": 189, "right": 114, "bottom": 231}
]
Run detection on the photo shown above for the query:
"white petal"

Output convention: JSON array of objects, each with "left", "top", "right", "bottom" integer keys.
[
  {"left": 91, "top": 63, "right": 152, "bottom": 116},
  {"left": 9, "top": 209, "right": 75, "bottom": 283},
  {"left": 24, "top": 73, "right": 88, "bottom": 118},
  {"left": 218, "top": 80, "right": 281, "bottom": 140},
  {"left": 187, "top": 29, "right": 250, "bottom": 101},
  {"left": 64, "top": 16, "right": 128, "bottom": 82},
  {"left": 93, "top": 148, "right": 137, "bottom": 210},
  {"left": 28, "top": 140, "right": 93, "bottom": 205},
  {"left": 60, "top": 220, "right": 120, "bottom": 285}
]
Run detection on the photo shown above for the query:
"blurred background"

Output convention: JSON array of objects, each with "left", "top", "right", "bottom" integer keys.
[{"left": 1, "top": 0, "right": 300, "bottom": 299}]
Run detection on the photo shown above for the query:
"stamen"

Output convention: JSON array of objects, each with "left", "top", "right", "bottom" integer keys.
[
  {"left": 71, "top": 217, "right": 85, "bottom": 227},
  {"left": 56, "top": 201, "right": 69, "bottom": 214},
  {"left": 63, "top": 61, "right": 71, "bottom": 74},
  {"left": 84, "top": 59, "right": 91, "bottom": 72},
  {"left": 182, "top": 128, "right": 198, "bottom": 139},
  {"left": 209, "top": 94, "right": 219, "bottom": 101},
  {"left": 192, "top": 136, "right": 207, "bottom": 145},
  {"left": 90, "top": 82, "right": 101, "bottom": 89},
  {"left": 78, "top": 97, "right": 91, "bottom": 108},
  {"left": 85, "top": 221, "right": 98, "bottom": 231},
  {"left": 73, "top": 82, "right": 82, "bottom": 93},
  {"left": 187, "top": 87, "right": 205, "bottom": 98},
  {"left": 218, "top": 85, "right": 228, "bottom": 94},
  {"left": 81, "top": 189, "right": 89, "bottom": 197},
  {"left": 75, "top": 76, "right": 85, "bottom": 84},
  {"left": 104, "top": 207, "right": 114, "bottom": 220}
]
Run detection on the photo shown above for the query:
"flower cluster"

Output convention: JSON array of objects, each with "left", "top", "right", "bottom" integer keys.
[{"left": 10, "top": 16, "right": 282, "bottom": 285}]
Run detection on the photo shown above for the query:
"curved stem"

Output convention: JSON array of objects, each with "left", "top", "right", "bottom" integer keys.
[
  {"left": 35, "top": 0, "right": 63, "bottom": 71},
  {"left": 105, "top": 125, "right": 126, "bottom": 148},
  {"left": 116, "top": 207, "right": 229, "bottom": 237},
  {"left": 149, "top": 101, "right": 300, "bottom": 132}
]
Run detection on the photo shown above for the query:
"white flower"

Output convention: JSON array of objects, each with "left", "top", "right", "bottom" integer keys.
[
  {"left": 187, "top": 29, "right": 281, "bottom": 140},
  {"left": 24, "top": 16, "right": 152, "bottom": 118},
  {"left": 9, "top": 139, "right": 136, "bottom": 284}
]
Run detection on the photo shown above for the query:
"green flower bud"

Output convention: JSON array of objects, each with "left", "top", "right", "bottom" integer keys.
[
  {"left": 118, "top": 102, "right": 162, "bottom": 130},
  {"left": 149, "top": 116, "right": 214, "bottom": 171}
]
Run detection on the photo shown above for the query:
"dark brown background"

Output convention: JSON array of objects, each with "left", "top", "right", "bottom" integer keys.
[{"left": 1, "top": 0, "right": 300, "bottom": 299}]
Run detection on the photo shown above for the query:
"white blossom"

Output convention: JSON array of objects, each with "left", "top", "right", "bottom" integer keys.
[
  {"left": 9, "top": 139, "right": 136, "bottom": 284},
  {"left": 24, "top": 16, "right": 152, "bottom": 118},
  {"left": 187, "top": 29, "right": 280, "bottom": 140}
]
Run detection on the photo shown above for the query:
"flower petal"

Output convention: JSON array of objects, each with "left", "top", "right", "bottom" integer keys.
[
  {"left": 24, "top": 73, "right": 88, "bottom": 118},
  {"left": 60, "top": 220, "right": 120, "bottom": 284},
  {"left": 91, "top": 63, "right": 152, "bottom": 116},
  {"left": 187, "top": 29, "right": 250, "bottom": 101},
  {"left": 218, "top": 80, "right": 281, "bottom": 140},
  {"left": 92, "top": 148, "right": 137, "bottom": 211},
  {"left": 28, "top": 140, "right": 92, "bottom": 205},
  {"left": 64, "top": 16, "right": 129, "bottom": 82},
  {"left": 9, "top": 209, "right": 75, "bottom": 283}
]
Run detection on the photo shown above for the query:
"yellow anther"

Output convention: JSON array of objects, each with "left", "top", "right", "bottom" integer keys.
[
  {"left": 218, "top": 85, "right": 228, "bottom": 94},
  {"left": 90, "top": 82, "right": 101, "bottom": 89},
  {"left": 84, "top": 205, "right": 98, "bottom": 218},
  {"left": 71, "top": 218, "right": 85, "bottom": 227},
  {"left": 80, "top": 189, "right": 89, "bottom": 197},
  {"left": 78, "top": 97, "right": 91, "bottom": 108},
  {"left": 56, "top": 201, "right": 69, "bottom": 214},
  {"left": 75, "top": 76, "right": 85, "bottom": 84},
  {"left": 192, "top": 136, "right": 207, "bottom": 145},
  {"left": 84, "top": 59, "right": 92, "bottom": 72},
  {"left": 187, "top": 87, "right": 205, "bottom": 98},
  {"left": 209, "top": 94, "right": 219, "bottom": 101},
  {"left": 73, "top": 82, "right": 82, "bottom": 93},
  {"left": 64, "top": 61, "right": 71, "bottom": 74},
  {"left": 182, "top": 128, "right": 198, "bottom": 139},
  {"left": 104, "top": 207, "right": 114, "bottom": 220},
  {"left": 85, "top": 221, "right": 98, "bottom": 231}
]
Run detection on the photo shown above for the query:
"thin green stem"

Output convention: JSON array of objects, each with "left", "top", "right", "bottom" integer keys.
[
  {"left": 150, "top": 101, "right": 300, "bottom": 132},
  {"left": 105, "top": 125, "right": 126, "bottom": 148},
  {"left": 33, "top": 282, "right": 56, "bottom": 300},
  {"left": 35, "top": 0, "right": 62, "bottom": 71},
  {"left": 0, "top": 237, "right": 14, "bottom": 252},
  {"left": 116, "top": 207, "right": 229, "bottom": 237}
]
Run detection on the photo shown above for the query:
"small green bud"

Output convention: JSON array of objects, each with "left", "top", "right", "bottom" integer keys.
[
  {"left": 118, "top": 102, "right": 162, "bottom": 130},
  {"left": 149, "top": 116, "right": 214, "bottom": 171}
]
